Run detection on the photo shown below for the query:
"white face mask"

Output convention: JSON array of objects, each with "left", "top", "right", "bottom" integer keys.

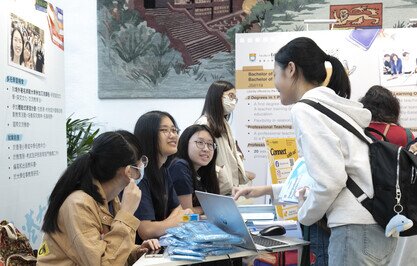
[
  {"left": 222, "top": 97, "right": 237, "bottom": 115},
  {"left": 135, "top": 165, "right": 146, "bottom": 185}
]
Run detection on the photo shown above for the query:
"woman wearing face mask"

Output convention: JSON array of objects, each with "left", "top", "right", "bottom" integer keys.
[
  {"left": 38, "top": 131, "right": 159, "bottom": 266},
  {"left": 133, "top": 111, "right": 192, "bottom": 242},
  {"left": 196, "top": 80, "right": 252, "bottom": 196},
  {"left": 168, "top": 125, "right": 220, "bottom": 214}
]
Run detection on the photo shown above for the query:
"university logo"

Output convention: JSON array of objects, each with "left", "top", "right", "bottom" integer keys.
[{"left": 249, "top": 53, "right": 256, "bottom": 62}]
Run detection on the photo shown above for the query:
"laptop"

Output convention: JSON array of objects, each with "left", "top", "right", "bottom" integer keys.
[{"left": 195, "top": 191, "right": 290, "bottom": 251}]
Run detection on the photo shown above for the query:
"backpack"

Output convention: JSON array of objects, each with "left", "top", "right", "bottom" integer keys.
[
  {"left": 299, "top": 99, "right": 417, "bottom": 236},
  {"left": 0, "top": 220, "right": 37, "bottom": 266}
]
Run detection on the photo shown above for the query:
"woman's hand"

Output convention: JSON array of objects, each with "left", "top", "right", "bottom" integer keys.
[
  {"left": 141, "top": 239, "right": 161, "bottom": 251},
  {"left": 121, "top": 179, "right": 141, "bottom": 214},
  {"left": 232, "top": 186, "right": 272, "bottom": 201},
  {"left": 409, "top": 142, "right": 417, "bottom": 155},
  {"left": 167, "top": 206, "right": 193, "bottom": 224},
  {"left": 296, "top": 187, "right": 309, "bottom": 209}
]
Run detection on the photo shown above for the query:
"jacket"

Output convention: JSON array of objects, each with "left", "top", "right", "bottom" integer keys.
[
  {"left": 195, "top": 115, "right": 249, "bottom": 195},
  {"left": 37, "top": 179, "right": 140, "bottom": 266},
  {"left": 292, "top": 87, "right": 376, "bottom": 228}
]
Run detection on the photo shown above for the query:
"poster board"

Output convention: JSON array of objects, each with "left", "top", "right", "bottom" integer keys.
[
  {"left": 265, "top": 138, "right": 298, "bottom": 220},
  {"left": 0, "top": 0, "right": 66, "bottom": 248},
  {"left": 234, "top": 28, "right": 417, "bottom": 203}
]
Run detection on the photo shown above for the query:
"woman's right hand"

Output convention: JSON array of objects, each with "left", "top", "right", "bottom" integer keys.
[
  {"left": 232, "top": 186, "right": 272, "bottom": 201},
  {"left": 121, "top": 179, "right": 142, "bottom": 214},
  {"left": 167, "top": 206, "right": 193, "bottom": 224}
]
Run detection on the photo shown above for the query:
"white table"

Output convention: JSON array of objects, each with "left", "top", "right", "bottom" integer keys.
[{"left": 133, "top": 235, "right": 309, "bottom": 266}]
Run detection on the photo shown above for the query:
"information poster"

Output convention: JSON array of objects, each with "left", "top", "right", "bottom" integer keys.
[
  {"left": 265, "top": 138, "right": 298, "bottom": 220},
  {"left": 0, "top": 0, "right": 66, "bottom": 248},
  {"left": 234, "top": 29, "right": 417, "bottom": 204}
]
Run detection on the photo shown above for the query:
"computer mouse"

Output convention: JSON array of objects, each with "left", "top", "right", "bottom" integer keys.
[{"left": 259, "top": 225, "right": 286, "bottom": 236}]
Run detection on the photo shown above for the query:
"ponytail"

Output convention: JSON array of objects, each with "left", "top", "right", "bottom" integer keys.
[
  {"left": 327, "top": 55, "right": 351, "bottom": 99},
  {"left": 275, "top": 37, "right": 351, "bottom": 99},
  {"left": 42, "top": 153, "right": 96, "bottom": 233},
  {"left": 42, "top": 131, "right": 137, "bottom": 233}
]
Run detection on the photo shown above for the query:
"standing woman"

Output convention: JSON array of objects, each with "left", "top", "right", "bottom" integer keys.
[
  {"left": 133, "top": 111, "right": 191, "bottom": 242},
  {"left": 196, "top": 80, "right": 252, "bottom": 195},
  {"left": 274, "top": 37, "right": 396, "bottom": 266},
  {"left": 10, "top": 28, "right": 24, "bottom": 65},
  {"left": 235, "top": 37, "right": 397, "bottom": 265},
  {"left": 168, "top": 124, "right": 220, "bottom": 214},
  {"left": 38, "top": 131, "right": 159, "bottom": 266}
]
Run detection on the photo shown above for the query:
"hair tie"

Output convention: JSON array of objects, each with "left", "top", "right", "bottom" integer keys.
[{"left": 326, "top": 55, "right": 332, "bottom": 62}]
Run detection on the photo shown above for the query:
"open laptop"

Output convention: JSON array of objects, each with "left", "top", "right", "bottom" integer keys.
[{"left": 195, "top": 191, "right": 291, "bottom": 251}]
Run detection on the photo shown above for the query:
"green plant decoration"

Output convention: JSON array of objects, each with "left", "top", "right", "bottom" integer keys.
[{"left": 66, "top": 116, "right": 100, "bottom": 165}]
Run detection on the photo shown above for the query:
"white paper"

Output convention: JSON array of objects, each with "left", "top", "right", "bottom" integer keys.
[
  {"left": 241, "top": 212, "right": 275, "bottom": 221},
  {"left": 278, "top": 158, "right": 314, "bottom": 204}
]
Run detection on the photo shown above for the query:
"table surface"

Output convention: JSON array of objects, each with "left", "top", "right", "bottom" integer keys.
[{"left": 133, "top": 235, "right": 309, "bottom": 266}]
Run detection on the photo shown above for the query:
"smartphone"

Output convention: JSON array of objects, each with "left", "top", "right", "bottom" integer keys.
[{"left": 144, "top": 247, "right": 165, "bottom": 258}]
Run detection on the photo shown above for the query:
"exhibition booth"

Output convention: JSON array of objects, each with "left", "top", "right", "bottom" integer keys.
[{"left": 2, "top": 0, "right": 417, "bottom": 265}]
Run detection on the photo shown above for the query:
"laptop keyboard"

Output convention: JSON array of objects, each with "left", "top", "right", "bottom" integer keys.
[{"left": 252, "top": 235, "right": 287, "bottom": 247}]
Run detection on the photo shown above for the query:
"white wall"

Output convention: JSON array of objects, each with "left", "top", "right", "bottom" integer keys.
[{"left": 64, "top": 1, "right": 204, "bottom": 133}]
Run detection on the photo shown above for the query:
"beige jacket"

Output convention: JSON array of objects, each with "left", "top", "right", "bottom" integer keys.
[
  {"left": 37, "top": 179, "right": 140, "bottom": 266},
  {"left": 196, "top": 116, "right": 249, "bottom": 195}
]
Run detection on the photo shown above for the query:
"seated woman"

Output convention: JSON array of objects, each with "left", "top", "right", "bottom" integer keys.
[
  {"left": 360, "top": 85, "right": 414, "bottom": 147},
  {"left": 168, "top": 125, "right": 220, "bottom": 214},
  {"left": 38, "top": 131, "right": 159, "bottom": 266},
  {"left": 133, "top": 111, "right": 192, "bottom": 242}
]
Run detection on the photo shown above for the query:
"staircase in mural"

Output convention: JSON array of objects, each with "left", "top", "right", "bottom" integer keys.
[{"left": 143, "top": 7, "right": 231, "bottom": 65}]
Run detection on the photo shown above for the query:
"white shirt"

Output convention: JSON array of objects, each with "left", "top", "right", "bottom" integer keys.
[{"left": 274, "top": 87, "right": 376, "bottom": 228}]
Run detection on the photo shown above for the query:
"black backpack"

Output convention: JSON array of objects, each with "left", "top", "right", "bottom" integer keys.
[{"left": 300, "top": 99, "right": 417, "bottom": 236}]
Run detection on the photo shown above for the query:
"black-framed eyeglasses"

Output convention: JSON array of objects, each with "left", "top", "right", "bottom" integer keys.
[
  {"left": 193, "top": 140, "right": 217, "bottom": 151},
  {"left": 159, "top": 127, "right": 180, "bottom": 136}
]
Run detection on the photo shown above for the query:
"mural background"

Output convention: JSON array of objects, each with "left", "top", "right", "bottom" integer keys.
[{"left": 97, "top": 0, "right": 417, "bottom": 98}]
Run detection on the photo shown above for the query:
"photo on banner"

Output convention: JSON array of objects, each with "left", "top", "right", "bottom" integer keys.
[
  {"left": 380, "top": 48, "right": 417, "bottom": 87},
  {"left": 9, "top": 13, "right": 45, "bottom": 76}
]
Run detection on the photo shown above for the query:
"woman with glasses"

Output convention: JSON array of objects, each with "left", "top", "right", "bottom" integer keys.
[
  {"left": 133, "top": 111, "right": 192, "bottom": 242},
  {"left": 38, "top": 131, "right": 159, "bottom": 266},
  {"left": 168, "top": 125, "right": 220, "bottom": 214},
  {"left": 196, "top": 80, "right": 253, "bottom": 195}
]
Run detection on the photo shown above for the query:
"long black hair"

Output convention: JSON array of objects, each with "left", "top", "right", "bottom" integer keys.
[
  {"left": 10, "top": 28, "right": 24, "bottom": 65},
  {"left": 275, "top": 37, "right": 351, "bottom": 99},
  {"left": 134, "top": 111, "right": 178, "bottom": 220},
  {"left": 42, "top": 131, "right": 138, "bottom": 233},
  {"left": 201, "top": 80, "right": 235, "bottom": 138},
  {"left": 176, "top": 125, "right": 220, "bottom": 195},
  {"left": 359, "top": 85, "right": 400, "bottom": 124}
]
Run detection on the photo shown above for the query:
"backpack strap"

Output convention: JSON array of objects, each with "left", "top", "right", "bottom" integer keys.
[
  {"left": 298, "top": 99, "right": 371, "bottom": 144},
  {"left": 365, "top": 127, "right": 388, "bottom": 142},
  {"left": 405, "top": 128, "right": 414, "bottom": 144},
  {"left": 298, "top": 99, "right": 374, "bottom": 211},
  {"left": 382, "top": 124, "right": 391, "bottom": 137}
]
